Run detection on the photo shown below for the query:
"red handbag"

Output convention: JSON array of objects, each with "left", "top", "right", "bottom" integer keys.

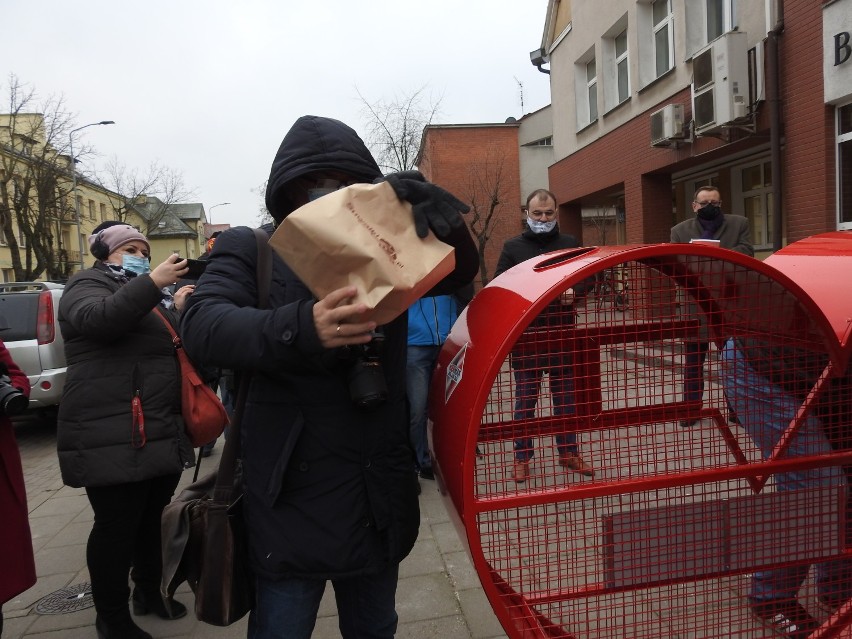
[{"left": 154, "top": 308, "right": 229, "bottom": 447}]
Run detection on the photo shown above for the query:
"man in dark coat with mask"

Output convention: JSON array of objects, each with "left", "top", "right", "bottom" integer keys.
[
  {"left": 180, "top": 115, "right": 477, "bottom": 639},
  {"left": 495, "top": 188, "right": 594, "bottom": 484},
  {"left": 671, "top": 185, "right": 752, "bottom": 427}
]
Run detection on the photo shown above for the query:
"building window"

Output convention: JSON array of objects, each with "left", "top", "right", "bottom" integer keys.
[
  {"left": 574, "top": 47, "right": 598, "bottom": 130},
  {"left": 685, "top": 0, "right": 735, "bottom": 57},
  {"left": 616, "top": 30, "right": 629, "bottom": 103},
  {"left": 525, "top": 136, "right": 553, "bottom": 147},
  {"left": 2, "top": 269, "right": 14, "bottom": 283},
  {"left": 100, "top": 202, "right": 107, "bottom": 222},
  {"left": 587, "top": 58, "right": 598, "bottom": 122},
  {"left": 731, "top": 159, "right": 772, "bottom": 249},
  {"left": 88, "top": 199, "right": 96, "bottom": 220},
  {"left": 652, "top": 0, "right": 674, "bottom": 78},
  {"left": 603, "top": 16, "right": 630, "bottom": 113},
  {"left": 838, "top": 103, "right": 852, "bottom": 229}
]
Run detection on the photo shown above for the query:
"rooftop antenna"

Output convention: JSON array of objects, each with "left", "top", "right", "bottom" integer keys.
[{"left": 514, "top": 76, "right": 524, "bottom": 113}]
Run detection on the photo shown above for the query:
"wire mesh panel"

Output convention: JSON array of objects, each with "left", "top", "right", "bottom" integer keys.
[{"left": 432, "top": 243, "right": 852, "bottom": 639}]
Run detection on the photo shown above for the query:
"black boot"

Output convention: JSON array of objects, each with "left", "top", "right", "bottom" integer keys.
[
  {"left": 95, "top": 614, "right": 153, "bottom": 639},
  {"left": 131, "top": 588, "right": 188, "bottom": 620}
]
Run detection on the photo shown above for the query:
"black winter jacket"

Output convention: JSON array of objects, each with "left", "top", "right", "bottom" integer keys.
[
  {"left": 495, "top": 224, "right": 589, "bottom": 329},
  {"left": 181, "top": 116, "right": 478, "bottom": 581},
  {"left": 57, "top": 263, "right": 194, "bottom": 488}
]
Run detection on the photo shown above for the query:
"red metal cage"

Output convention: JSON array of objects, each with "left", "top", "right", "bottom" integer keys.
[{"left": 430, "top": 233, "right": 852, "bottom": 638}]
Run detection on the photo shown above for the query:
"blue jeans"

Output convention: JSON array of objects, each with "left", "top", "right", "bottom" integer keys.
[
  {"left": 407, "top": 345, "right": 441, "bottom": 471},
  {"left": 248, "top": 564, "right": 400, "bottom": 639},
  {"left": 512, "top": 353, "right": 577, "bottom": 462},
  {"left": 721, "top": 339, "right": 851, "bottom": 603}
]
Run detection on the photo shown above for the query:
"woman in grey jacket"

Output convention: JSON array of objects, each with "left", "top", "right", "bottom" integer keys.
[{"left": 57, "top": 222, "right": 195, "bottom": 639}]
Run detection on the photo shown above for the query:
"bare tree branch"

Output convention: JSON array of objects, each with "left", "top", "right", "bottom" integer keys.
[
  {"left": 584, "top": 205, "right": 615, "bottom": 245},
  {"left": 463, "top": 144, "right": 510, "bottom": 287},
  {"left": 0, "top": 74, "right": 84, "bottom": 280},
  {"left": 356, "top": 85, "right": 442, "bottom": 173},
  {"left": 96, "top": 158, "right": 193, "bottom": 233}
]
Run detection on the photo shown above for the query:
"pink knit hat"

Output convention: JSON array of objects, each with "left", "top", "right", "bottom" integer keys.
[{"left": 89, "top": 224, "right": 150, "bottom": 255}]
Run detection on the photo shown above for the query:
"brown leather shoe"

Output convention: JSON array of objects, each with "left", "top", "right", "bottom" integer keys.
[
  {"left": 559, "top": 453, "right": 595, "bottom": 477},
  {"left": 512, "top": 460, "right": 530, "bottom": 483}
]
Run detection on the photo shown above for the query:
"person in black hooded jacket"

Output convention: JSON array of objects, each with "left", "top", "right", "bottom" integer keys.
[
  {"left": 494, "top": 188, "right": 594, "bottom": 484},
  {"left": 180, "top": 115, "right": 477, "bottom": 639}
]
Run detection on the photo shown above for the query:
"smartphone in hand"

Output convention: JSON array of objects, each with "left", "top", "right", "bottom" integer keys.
[{"left": 179, "top": 257, "right": 207, "bottom": 279}]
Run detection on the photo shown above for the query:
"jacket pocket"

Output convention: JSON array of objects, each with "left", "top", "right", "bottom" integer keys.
[{"left": 263, "top": 411, "right": 305, "bottom": 507}]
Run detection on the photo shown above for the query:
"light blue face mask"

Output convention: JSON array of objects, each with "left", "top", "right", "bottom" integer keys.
[
  {"left": 122, "top": 254, "right": 151, "bottom": 275},
  {"left": 528, "top": 217, "right": 557, "bottom": 234}
]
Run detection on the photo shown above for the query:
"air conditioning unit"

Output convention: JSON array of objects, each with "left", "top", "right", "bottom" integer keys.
[
  {"left": 650, "top": 104, "right": 686, "bottom": 147},
  {"left": 691, "top": 31, "right": 750, "bottom": 135}
]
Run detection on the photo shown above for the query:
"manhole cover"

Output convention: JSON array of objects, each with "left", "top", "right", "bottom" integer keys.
[{"left": 35, "top": 582, "right": 94, "bottom": 614}]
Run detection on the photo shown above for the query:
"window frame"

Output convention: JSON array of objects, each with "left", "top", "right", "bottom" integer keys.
[
  {"left": 602, "top": 15, "right": 631, "bottom": 114},
  {"left": 836, "top": 103, "right": 852, "bottom": 230},
  {"left": 651, "top": 0, "right": 674, "bottom": 78},
  {"left": 685, "top": 0, "right": 736, "bottom": 58},
  {"left": 574, "top": 46, "right": 599, "bottom": 131},
  {"left": 730, "top": 157, "right": 773, "bottom": 250}
]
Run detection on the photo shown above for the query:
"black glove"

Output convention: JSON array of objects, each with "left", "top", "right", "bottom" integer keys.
[{"left": 382, "top": 170, "right": 470, "bottom": 239}]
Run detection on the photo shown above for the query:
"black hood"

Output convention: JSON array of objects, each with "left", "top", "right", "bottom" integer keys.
[{"left": 265, "top": 115, "right": 382, "bottom": 222}]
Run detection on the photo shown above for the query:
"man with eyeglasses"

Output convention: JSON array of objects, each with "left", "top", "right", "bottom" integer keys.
[
  {"left": 495, "top": 189, "right": 594, "bottom": 483},
  {"left": 670, "top": 185, "right": 752, "bottom": 428}
]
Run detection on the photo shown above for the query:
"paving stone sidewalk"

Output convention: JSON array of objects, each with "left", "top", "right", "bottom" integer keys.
[{"left": 4, "top": 416, "right": 506, "bottom": 639}]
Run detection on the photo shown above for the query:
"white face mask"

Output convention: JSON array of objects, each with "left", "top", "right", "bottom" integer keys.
[{"left": 527, "top": 217, "right": 557, "bottom": 234}]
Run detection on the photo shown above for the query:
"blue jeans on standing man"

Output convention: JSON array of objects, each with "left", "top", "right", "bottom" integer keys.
[
  {"left": 721, "top": 338, "right": 851, "bottom": 605},
  {"left": 512, "top": 353, "right": 577, "bottom": 462},
  {"left": 406, "top": 345, "right": 441, "bottom": 473},
  {"left": 248, "top": 564, "right": 400, "bottom": 639}
]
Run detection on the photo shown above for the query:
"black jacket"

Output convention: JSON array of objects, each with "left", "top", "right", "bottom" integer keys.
[
  {"left": 181, "top": 116, "right": 478, "bottom": 580},
  {"left": 495, "top": 224, "right": 589, "bottom": 329},
  {"left": 57, "top": 263, "right": 194, "bottom": 488}
]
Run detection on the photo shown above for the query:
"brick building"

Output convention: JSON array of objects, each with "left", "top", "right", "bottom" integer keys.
[
  {"left": 536, "top": 0, "right": 852, "bottom": 258},
  {"left": 418, "top": 106, "right": 554, "bottom": 286}
]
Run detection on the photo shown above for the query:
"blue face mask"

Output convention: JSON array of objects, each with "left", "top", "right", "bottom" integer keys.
[
  {"left": 122, "top": 254, "right": 151, "bottom": 275},
  {"left": 528, "top": 217, "right": 557, "bottom": 234}
]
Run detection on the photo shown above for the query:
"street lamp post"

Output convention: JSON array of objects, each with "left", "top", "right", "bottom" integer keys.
[
  {"left": 208, "top": 202, "right": 230, "bottom": 225},
  {"left": 70, "top": 120, "right": 114, "bottom": 271}
]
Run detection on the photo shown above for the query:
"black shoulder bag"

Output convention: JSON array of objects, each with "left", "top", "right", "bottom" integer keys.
[{"left": 160, "top": 227, "right": 271, "bottom": 626}]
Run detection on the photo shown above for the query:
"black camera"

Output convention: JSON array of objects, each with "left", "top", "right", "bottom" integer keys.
[
  {"left": 0, "top": 374, "right": 28, "bottom": 416},
  {"left": 346, "top": 331, "right": 388, "bottom": 410}
]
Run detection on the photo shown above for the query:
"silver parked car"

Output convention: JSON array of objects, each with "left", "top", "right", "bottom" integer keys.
[{"left": 0, "top": 282, "right": 66, "bottom": 413}]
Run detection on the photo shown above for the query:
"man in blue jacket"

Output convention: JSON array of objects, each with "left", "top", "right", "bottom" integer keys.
[
  {"left": 406, "top": 285, "right": 472, "bottom": 482},
  {"left": 181, "top": 116, "right": 477, "bottom": 639}
]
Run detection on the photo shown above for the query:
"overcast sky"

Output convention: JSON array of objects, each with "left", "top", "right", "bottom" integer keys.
[{"left": 3, "top": 0, "right": 552, "bottom": 228}]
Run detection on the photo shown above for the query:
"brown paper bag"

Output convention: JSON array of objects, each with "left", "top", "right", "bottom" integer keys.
[{"left": 270, "top": 181, "right": 456, "bottom": 325}]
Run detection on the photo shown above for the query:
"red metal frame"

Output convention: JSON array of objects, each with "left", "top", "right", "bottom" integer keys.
[{"left": 431, "top": 234, "right": 852, "bottom": 638}]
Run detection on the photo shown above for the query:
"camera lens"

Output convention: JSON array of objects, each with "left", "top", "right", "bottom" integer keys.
[
  {"left": 0, "top": 378, "right": 28, "bottom": 416},
  {"left": 347, "top": 360, "right": 388, "bottom": 410}
]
